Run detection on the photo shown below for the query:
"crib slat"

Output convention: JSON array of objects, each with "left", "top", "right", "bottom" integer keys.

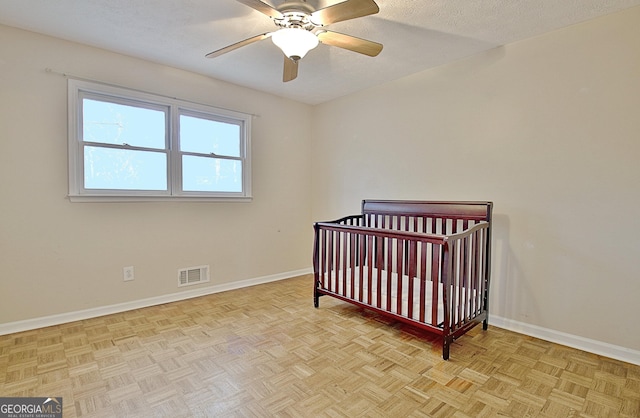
[
  {"left": 321, "top": 229, "right": 327, "bottom": 290},
  {"left": 376, "top": 236, "right": 383, "bottom": 308},
  {"left": 477, "top": 229, "right": 484, "bottom": 316},
  {"left": 461, "top": 235, "right": 469, "bottom": 324},
  {"left": 358, "top": 232, "right": 365, "bottom": 302},
  {"left": 407, "top": 240, "right": 417, "bottom": 319},
  {"left": 386, "top": 236, "right": 393, "bottom": 310},
  {"left": 396, "top": 238, "right": 404, "bottom": 315},
  {"left": 451, "top": 240, "right": 459, "bottom": 329},
  {"left": 335, "top": 228, "right": 342, "bottom": 295},
  {"left": 330, "top": 230, "right": 335, "bottom": 292},
  {"left": 464, "top": 235, "right": 475, "bottom": 322},
  {"left": 350, "top": 233, "right": 356, "bottom": 299},
  {"left": 462, "top": 235, "right": 468, "bottom": 322},
  {"left": 432, "top": 243, "right": 440, "bottom": 326},
  {"left": 465, "top": 234, "right": 470, "bottom": 322},
  {"left": 367, "top": 235, "right": 374, "bottom": 305},
  {"left": 448, "top": 240, "right": 455, "bottom": 327},
  {"left": 456, "top": 238, "right": 463, "bottom": 327},
  {"left": 341, "top": 229, "right": 349, "bottom": 297},
  {"left": 457, "top": 237, "right": 462, "bottom": 326},
  {"left": 472, "top": 229, "right": 480, "bottom": 316},
  {"left": 419, "top": 241, "right": 427, "bottom": 323}
]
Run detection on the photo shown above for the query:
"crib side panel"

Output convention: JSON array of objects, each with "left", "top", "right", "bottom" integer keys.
[{"left": 442, "top": 223, "right": 490, "bottom": 337}]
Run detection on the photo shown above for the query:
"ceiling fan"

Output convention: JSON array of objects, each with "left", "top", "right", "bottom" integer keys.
[{"left": 206, "top": 0, "right": 383, "bottom": 82}]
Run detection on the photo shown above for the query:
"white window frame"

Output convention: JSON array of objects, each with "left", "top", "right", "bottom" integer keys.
[{"left": 68, "top": 79, "right": 252, "bottom": 202}]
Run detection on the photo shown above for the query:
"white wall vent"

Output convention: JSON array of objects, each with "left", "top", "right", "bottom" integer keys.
[{"left": 178, "top": 265, "right": 210, "bottom": 287}]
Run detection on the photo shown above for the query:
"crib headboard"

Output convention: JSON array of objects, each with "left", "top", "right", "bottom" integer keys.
[{"left": 362, "top": 200, "right": 492, "bottom": 222}]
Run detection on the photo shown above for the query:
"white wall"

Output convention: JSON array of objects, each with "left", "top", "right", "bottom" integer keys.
[
  {"left": 0, "top": 25, "right": 313, "bottom": 323},
  {"left": 312, "top": 7, "right": 640, "bottom": 352}
]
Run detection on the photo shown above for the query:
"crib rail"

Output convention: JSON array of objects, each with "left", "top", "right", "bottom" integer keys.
[{"left": 313, "top": 218, "right": 490, "bottom": 360}]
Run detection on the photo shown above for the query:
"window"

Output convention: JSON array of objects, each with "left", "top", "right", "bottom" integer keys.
[{"left": 68, "top": 79, "right": 251, "bottom": 201}]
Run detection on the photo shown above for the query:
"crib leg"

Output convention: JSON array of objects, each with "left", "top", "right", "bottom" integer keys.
[
  {"left": 314, "top": 287, "right": 320, "bottom": 308},
  {"left": 483, "top": 318, "right": 489, "bottom": 330},
  {"left": 442, "top": 338, "right": 451, "bottom": 361}
]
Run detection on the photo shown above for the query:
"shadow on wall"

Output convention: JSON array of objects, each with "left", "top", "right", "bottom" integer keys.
[{"left": 490, "top": 213, "right": 539, "bottom": 323}]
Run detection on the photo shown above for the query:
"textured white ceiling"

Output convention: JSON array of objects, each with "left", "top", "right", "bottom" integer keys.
[{"left": 1, "top": 0, "right": 639, "bottom": 104}]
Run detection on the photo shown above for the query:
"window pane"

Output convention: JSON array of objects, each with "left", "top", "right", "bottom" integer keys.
[
  {"left": 84, "top": 146, "right": 167, "bottom": 190},
  {"left": 182, "top": 155, "right": 242, "bottom": 192},
  {"left": 180, "top": 115, "right": 240, "bottom": 157},
  {"left": 83, "top": 98, "right": 166, "bottom": 149}
]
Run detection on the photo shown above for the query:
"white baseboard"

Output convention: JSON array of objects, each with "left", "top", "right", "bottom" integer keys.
[
  {"left": 3, "top": 275, "right": 638, "bottom": 367},
  {"left": 491, "top": 315, "right": 640, "bottom": 366},
  {"left": 0, "top": 268, "right": 312, "bottom": 337}
]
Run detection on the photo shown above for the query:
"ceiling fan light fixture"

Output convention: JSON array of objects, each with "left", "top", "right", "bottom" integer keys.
[{"left": 272, "top": 28, "right": 319, "bottom": 61}]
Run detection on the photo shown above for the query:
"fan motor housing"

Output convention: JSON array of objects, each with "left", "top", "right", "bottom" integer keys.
[
  {"left": 275, "top": 12, "right": 316, "bottom": 31},
  {"left": 277, "top": 2, "right": 315, "bottom": 14}
]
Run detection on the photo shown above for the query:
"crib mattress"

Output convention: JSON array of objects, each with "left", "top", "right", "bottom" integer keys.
[{"left": 320, "top": 266, "right": 479, "bottom": 326}]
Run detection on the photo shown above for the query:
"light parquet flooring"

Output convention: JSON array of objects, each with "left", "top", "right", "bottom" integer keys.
[{"left": 1, "top": 275, "right": 638, "bottom": 417}]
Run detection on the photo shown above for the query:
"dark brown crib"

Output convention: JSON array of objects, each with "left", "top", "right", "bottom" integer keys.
[{"left": 313, "top": 200, "right": 493, "bottom": 360}]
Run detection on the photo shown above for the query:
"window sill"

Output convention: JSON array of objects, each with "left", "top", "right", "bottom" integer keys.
[{"left": 68, "top": 194, "right": 253, "bottom": 203}]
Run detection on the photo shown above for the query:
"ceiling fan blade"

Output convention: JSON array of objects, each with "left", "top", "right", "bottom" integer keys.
[
  {"left": 205, "top": 33, "right": 271, "bottom": 58},
  {"left": 311, "top": 0, "right": 379, "bottom": 26},
  {"left": 235, "top": 0, "right": 284, "bottom": 19},
  {"left": 317, "top": 30, "right": 383, "bottom": 57},
  {"left": 283, "top": 56, "right": 298, "bottom": 82}
]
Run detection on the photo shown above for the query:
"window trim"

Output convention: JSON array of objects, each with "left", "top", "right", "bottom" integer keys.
[{"left": 68, "top": 79, "right": 252, "bottom": 202}]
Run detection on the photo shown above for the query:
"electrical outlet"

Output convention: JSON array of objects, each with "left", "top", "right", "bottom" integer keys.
[{"left": 123, "top": 266, "right": 135, "bottom": 281}]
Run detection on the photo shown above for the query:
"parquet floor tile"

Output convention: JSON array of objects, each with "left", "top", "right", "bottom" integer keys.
[{"left": 1, "top": 275, "right": 639, "bottom": 417}]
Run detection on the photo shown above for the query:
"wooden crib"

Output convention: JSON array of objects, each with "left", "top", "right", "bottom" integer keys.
[{"left": 313, "top": 200, "right": 493, "bottom": 360}]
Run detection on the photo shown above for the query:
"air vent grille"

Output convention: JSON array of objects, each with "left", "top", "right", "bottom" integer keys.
[{"left": 178, "top": 265, "right": 210, "bottom": 287}]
